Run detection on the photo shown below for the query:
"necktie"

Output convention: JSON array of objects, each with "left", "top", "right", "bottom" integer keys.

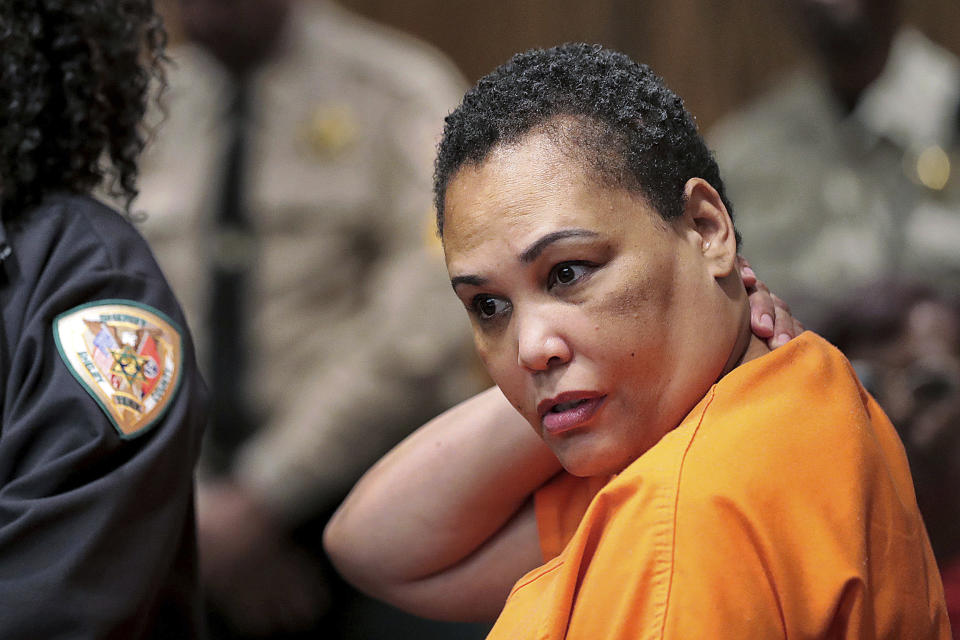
[{"left": 206, "top": 78, "right": 257, "bottom": 473}]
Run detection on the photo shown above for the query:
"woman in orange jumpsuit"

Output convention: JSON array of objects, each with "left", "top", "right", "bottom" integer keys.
[{"left": 325, "top": 43, "right": 950, "bottom": 638}]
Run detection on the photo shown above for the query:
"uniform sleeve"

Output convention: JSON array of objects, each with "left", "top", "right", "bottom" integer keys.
[
  {"left": 0, "top": 257, "right": 207, "bottom": 638},
  {"left": 232, "top": 67, "right": 476, "bottom": 522}
]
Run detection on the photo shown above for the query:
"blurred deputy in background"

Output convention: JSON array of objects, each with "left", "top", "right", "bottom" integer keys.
[
  {"left": 0, "top": 1, "right": 207, "bottom": 637},
  {"left": 710, "top": 0, "right": 960, "bottom": 328},
  {"left": 136, "top": 0, "right": 481, "bottom": 636},
  {"left": 325, "top": 43, "right": 948, "bottom": 638}
]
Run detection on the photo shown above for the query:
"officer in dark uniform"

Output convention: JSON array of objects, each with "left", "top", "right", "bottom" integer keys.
[{"left": 0, "top": 2, "right": 207, "bottom": 637}]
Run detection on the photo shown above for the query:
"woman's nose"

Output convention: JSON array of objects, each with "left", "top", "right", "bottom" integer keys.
[{"left": 516, "top": 309, "right": 571, "bottom": 372}]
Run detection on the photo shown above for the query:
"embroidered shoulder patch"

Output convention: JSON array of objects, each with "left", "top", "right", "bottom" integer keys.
[{"left": 53, "top": 300, "right": 184, "bottom": 439}]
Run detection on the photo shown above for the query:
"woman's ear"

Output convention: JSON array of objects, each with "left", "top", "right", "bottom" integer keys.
[{"left": 679, "top": 178, "right": 738, "bottom": 279}]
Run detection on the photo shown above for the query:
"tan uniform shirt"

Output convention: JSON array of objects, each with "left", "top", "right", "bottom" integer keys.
[
  {"left": 137, "top": 0, "right": 479, "bottom": 520},
  {"left": 709, "top": 28, "right": 960, "bottom": 326}
]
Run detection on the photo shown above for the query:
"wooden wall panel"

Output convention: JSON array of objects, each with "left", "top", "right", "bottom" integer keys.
[
  {"left": 338, "top": 0, "right": 621, "bottom": 80},
  {"left": 338, "top": 0, "right": 958, "bottom": 130},
  {"left": 610, "top": 0, "right": 804, "bottom": 129},
  {"left": 904, "top": 0, "right": 960, "bottom": 57}
]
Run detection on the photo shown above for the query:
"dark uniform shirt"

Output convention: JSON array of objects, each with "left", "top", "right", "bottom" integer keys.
[{"left": 0, "top": 194, "right": 207, "bottom": 638}]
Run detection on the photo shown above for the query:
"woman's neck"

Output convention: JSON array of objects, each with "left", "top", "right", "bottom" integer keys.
[{"left": 719, "top": 310, "right": 772, "bottom": 380}]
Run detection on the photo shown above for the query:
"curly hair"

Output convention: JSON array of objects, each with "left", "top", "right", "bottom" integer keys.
[
  {"left": 434, "top": 43, "right": 737, "bottom": 245},
  {"left": 0, "top": 0, "right": 167, "bottom": 217}
]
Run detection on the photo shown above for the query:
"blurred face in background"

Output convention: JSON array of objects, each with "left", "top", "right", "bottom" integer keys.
[
  {"left": 175, "top": 0, "right": 292, "bottom": 74},
  {"left": 789, "top": 0, "right": 899, "bottom": 54},
  {"left": 787, "top": 0, "right": 900, "bottom": 105}
]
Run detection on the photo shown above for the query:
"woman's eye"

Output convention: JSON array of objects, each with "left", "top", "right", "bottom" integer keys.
[
  {"left": 549, "top": 262, "right": 590, "bottom": 287},
  {"left": 472, "top": 295, "right": 509, "bottom": 320}
]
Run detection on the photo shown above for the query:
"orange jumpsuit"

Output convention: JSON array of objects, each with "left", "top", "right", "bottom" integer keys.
[{"left": 488, "top": 332, "right": 951, "bottom": 639}]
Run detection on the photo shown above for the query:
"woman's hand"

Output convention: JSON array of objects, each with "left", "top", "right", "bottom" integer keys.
[{"left": 740, "top": 256, "right": 804, "bottom": 348}]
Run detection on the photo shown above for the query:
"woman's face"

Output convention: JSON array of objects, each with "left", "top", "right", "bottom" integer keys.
[{"left": 443, "top": 134, "right": 735, "bottom": 476}]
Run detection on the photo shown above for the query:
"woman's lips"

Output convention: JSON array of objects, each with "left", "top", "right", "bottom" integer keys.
[{"left": 540, "top": 395, "right": 606, "bottom": 435}]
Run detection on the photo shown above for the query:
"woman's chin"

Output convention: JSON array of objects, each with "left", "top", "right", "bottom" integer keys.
[
  {"left": 554, "top": 443, "right": 631, "bottom": 478},
  {"left": 550, "top": 426, "right": 665, "bottom": 477}
]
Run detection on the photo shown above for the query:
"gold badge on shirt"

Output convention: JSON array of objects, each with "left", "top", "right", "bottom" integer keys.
[
  {"left": 303, "top": 104, "right": 358, "bottom": 159},
  {"left": 53, "top": 300, "right": 184, "bottom": 439}
]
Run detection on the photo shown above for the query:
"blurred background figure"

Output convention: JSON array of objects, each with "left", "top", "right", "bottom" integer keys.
[
  {"left": 136, "top": 0, "right": 485, "bottom": 637},
  {"left": 820, "top": 280, "right": 960, "bottom": 638},
  {"left": 709, "top": 0, "right": 960, "bottom": 327}
]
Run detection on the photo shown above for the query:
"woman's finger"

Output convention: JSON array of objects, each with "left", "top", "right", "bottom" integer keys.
[
  {"left": 745, "top": 275, "right": 775, "bottom": 338},
  {"left": 770, "top": 293, "right": 802, "bottom": 347}
]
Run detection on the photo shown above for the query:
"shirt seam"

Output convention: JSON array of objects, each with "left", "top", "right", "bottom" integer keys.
[
  {"left": 507, "top": 556, "right": 565, "bottom": 600},
  {"left": 656, "top": 385, "right": 718, "bottom": 639}
]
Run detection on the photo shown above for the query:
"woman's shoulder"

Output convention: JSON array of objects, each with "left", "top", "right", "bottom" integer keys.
[
  {"left": 34, "top": 192, "right": 146, "bottom": 240},
  {"left": 656, "top": 335, "right": 946, "bottom": 639},
  {"left": 12, "top": 193, "right": 164, "bottom": 279},
  {"left": 611, "top": 334, "right": 875, "bottom": 494},
  {"left": 673, "top": 331, "right": 911, "bottom": 514},
  {"left": 596, "top": 332, "right": 901, "bottom": 519},
  {"left": 2, "top": 193, "right": 188, "bottom": 333},
  {"left": 700, "top": 332, "right": 876, "bottom": 456}
]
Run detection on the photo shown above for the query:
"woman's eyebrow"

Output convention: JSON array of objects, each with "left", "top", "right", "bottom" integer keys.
[
  {"left": 450, "top": 274, "right": 487, "bottom": 291},
  {"left": 451, "top": 229, "right": 599, "bottom": 291},
  {"left": 520, "top": 229, "right": 599, "bottom": 263}
]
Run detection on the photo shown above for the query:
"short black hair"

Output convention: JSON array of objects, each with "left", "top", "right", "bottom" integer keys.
[
  {"left": 434, "top": 42, "right": 737, "bottom": 245},
  {"left": 0, "top": 0, "right": 168, "bottom": 217}
]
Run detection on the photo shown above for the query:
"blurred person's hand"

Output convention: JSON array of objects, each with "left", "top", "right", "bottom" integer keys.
[{"left": 197, "top": 480, "right": 329, "bottom": 636}]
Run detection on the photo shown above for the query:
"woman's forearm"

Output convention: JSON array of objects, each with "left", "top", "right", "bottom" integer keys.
[{"left": 323, "top": 386, "right": 561, "bottom": 620}]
